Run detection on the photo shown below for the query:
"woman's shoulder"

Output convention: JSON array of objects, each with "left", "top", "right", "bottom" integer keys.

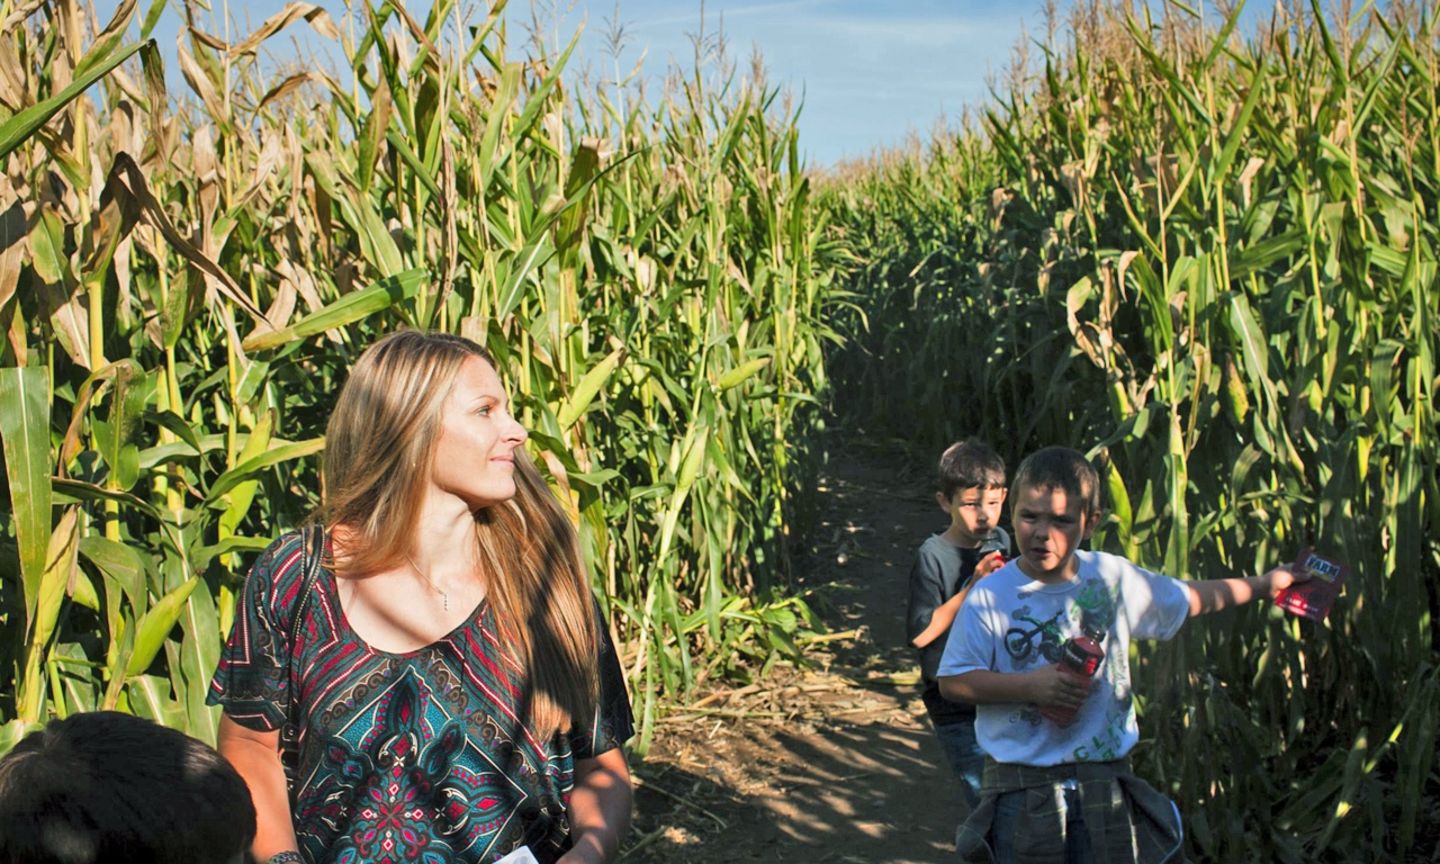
[{"left": 242, "top": 529, "right": 322, "bottom": 615}]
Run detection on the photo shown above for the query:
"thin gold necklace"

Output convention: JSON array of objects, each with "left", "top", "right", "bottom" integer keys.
[{"left": 404, "top": 554, "right": 448, "bottom": 611}]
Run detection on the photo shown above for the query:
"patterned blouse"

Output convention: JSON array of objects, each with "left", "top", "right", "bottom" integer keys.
[{"left": 209, "top": 532, "right": 634, "bottom": 864}]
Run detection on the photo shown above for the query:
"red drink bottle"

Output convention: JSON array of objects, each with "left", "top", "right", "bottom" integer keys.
[{"left": 1039, "top": 620, "right": 1106, "bottom": 726}]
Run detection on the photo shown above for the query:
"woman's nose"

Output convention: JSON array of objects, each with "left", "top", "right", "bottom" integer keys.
[{"left": 506, "top": 415, "right": 529, "bottom": 444}]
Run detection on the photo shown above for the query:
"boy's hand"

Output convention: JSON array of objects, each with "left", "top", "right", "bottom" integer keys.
[
  {"left": 975, "top": 551, "right": 1006, "bottom": 579},
  {"left": 1024, "top": 664, "right": 1090, "bottom": 711},
  {"left": 1264, "top": 563, "right": 1306, "bottom": 600}
]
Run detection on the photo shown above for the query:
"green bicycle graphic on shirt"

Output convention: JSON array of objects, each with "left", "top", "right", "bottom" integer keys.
[{"left": 1005, "top": 610, "right": 1066, "bottom": 662}]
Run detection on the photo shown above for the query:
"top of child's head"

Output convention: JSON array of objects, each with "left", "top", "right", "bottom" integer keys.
[
  {"left": 1010, "top": 446, "right": 1101, "bottom": 520},
  {"left": 937, "top": 438, "right": 1006, "bottom": 498},
  {"left": 0, "top": 711, "right": 255, "bottom": 864}
]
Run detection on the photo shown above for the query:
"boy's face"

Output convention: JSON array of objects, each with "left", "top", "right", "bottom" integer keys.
[
  {"left": 937, "top": 485, "right": 1007, "bottom": 546},
  {"left": 1012, "top": 483, "right": 1095, "bottom": 583}
]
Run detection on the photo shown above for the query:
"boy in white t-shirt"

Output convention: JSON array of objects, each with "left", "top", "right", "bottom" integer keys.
[{"left": 937, "top": 447, "right": 1303, "bottom": 863}]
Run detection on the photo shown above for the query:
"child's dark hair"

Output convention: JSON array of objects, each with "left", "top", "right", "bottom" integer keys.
[
  {"left": 938, "top": 439, "right": 1006, "bottom": 498},
  {"left": 1011, "top": 446, "right": 1102, "bottom": 518},
  {"left": 0, "top": 711, "right": 256, "bottom": 864}
]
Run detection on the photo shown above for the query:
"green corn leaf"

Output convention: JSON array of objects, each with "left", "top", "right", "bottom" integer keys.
[
  {"left": 1212, "top": 68, "right": 1266, "bottom": 187},
  {"left": 1105, "top": 457, "right": 1135, "bottom": 556},
  {"left": 205, "top": 437, "right": 326, "bottom": 504},
  {"left": 51, "top": 477, "right": 163, "bottom": 520},
  {"left": 0, "top": 368, "right": 53, "bottom": 613},
  {"left": 1227, "top": 291, "right": 1275, "bottom": 399},
  {"left": 1308, "top": 0, "right": 1349, "bottom": 85},
  {"left": 125, "top": 577, "right": 200, "bottom": 678},
  {"left": 220, "top": 410, "right": 275, "bottom": 538},
  {"left": 17, "top": 508, "right": 79, "bottom": 722},
  {"left": 79, "top": 536, "right": 148, "bottom": 611},
  {"left": 0, "top": 40, "right": 150, "bottom": 160},
  {"left": 1202, "top": 0, "right": 1248, "bottom": 69},
  {"left": 193, "top": 536, "right": 274, "bottom": 572},
  {"left": 717, "top": 357, "right": 772, "bottom": 391},
  {"left": 510, "top": 30, "right": 580, "bottom": 149},
  {"left": 140, "top": 0, "right": 167, "bottom": 39},
  {"left": 557, "top": 347, "right": 626, "bottom": 430},
  {"left": 125, "top": 674, "right": 187, "bottom": 730},
  {"left": 386, "top": 129, "right": 443, "bottom": 199},
  {"left": 0, "top": 720, "right": 37, "bottom": 758},
  {"left": 555, "top": 139, "right": 602, "bottom": 266},
  {"left": 243, "top": 269, "right": 427, "bottom": 351},
  {"left": 477, "top": 63, "right": 522, "bottom": 193},
  {"left": 176, "top": 574, "right": 221, "bottom": 745},
  {"left": 28, "top": 211, "right": 71, "bottom": 285},
  {"left": 68, "top": 569, "right": 100, "bottom": 612},
  {"left": 493, "top": 234, "right": 554, "bottom": 322}
]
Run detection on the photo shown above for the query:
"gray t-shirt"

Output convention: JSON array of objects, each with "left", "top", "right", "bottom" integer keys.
[{"left": 906, "top": 529, "right": 1011, "bottom": 725}]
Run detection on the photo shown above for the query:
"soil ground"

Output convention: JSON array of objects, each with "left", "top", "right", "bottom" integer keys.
[{"left": 617, "top": 448, "right": 964, "bottom": 863}]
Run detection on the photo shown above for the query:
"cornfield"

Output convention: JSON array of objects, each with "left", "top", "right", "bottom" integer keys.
[
  {"left": 4, "top": 0, "right": 1439, "bottom": 859},
  {"left": 0, "top": 0, "right": 837, "bottom": 758},
  {"left": 821, "top": 0, "right": 1438, "bottom": 859}
]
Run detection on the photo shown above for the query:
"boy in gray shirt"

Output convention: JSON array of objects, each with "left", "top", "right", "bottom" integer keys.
[{"left": 906, "top": 439, "right": 1010, "bottom": 809}]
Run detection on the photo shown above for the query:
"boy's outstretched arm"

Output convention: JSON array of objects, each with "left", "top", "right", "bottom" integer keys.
[
  {"left": 939, "top": 667, "right": 1088, "bottom": 713},
  {"left": 1186, "top": 564, "right": 1303, "bottom": 617}
]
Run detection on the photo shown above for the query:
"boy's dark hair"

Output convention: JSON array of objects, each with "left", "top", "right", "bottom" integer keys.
[
  {"left": 1011, "top": 446, "right": 1102, "bottom": 519},
  {"left": 0, "top": 711, "right": 256, "bottom": 864},
  {"left": 938, "top": 439, "right": 1007, "bottom": 498}
]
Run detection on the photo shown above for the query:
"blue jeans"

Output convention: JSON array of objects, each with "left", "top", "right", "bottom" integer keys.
[
  {"left": 991, "top": 781, "right": 1094, "bottom": 864},
  {"left": 933, "top": 720, "right": 985, "bottom": 810}
]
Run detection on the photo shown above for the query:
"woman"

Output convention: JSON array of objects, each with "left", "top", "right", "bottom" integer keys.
[{"left": 210, "top": 331, "right": 634, "bottom": 864}]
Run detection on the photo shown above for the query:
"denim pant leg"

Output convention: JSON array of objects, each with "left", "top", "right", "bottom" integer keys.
[
  {"left": 989, "top": 783, "right": 1093, "bottom": 864},
  {"left": 931, "top": 720, "right": 985, "bottom": 810}
]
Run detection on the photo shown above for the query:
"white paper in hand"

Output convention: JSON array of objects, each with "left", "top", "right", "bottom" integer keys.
[{"left": 493, "top": 847, "right": 540, "bottom": 864}]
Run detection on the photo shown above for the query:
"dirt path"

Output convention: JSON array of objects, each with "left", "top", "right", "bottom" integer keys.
[{"left": 620, "top": 448, "right": 963, "bottom": 863}]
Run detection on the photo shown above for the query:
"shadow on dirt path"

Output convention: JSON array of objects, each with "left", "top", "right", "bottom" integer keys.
[{"left": 620, "top": 448, "right": 965, "bottom": 863}]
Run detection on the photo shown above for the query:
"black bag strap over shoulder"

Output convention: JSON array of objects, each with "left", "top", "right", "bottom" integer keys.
[{"left": 289, "top": 524, "right": 325, "bottom": 650}]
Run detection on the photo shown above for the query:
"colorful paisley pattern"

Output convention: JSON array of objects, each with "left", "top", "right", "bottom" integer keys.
[{"left": 209, "top": 533, "right": 633, "bottom": 864}]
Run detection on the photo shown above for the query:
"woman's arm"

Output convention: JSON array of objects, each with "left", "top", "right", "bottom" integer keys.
[
  {"left": 558, "top": 747, "right": 632, "bottom": 864},
  {"left": 217, "top": 715, "right": 298, "bottom": 862}
]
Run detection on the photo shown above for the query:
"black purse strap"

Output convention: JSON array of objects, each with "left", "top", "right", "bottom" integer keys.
[{"left": 289, "top": 524, "right": 324, "bottom": 649}]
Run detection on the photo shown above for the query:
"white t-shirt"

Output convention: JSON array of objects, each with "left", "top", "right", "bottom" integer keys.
[{"left": 937, "top": 549, "right": 1190, "bottom": 767}]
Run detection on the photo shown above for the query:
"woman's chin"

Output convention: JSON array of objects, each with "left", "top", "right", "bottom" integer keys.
[{"left": 463, "top": 484, "right": 519, "bottom": 510}]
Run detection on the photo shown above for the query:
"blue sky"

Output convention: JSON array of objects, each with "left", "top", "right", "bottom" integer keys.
[
  {"left": 573, "top": 0, "right": 1049, "bottom": 165},
  {"left": 115, "top": 0, "right": 1259, "bottom": 167}
]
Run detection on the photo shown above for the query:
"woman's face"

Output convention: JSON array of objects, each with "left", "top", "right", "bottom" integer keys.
[{"left": 428, "top": 356, "right": 528, "bottom": 508}]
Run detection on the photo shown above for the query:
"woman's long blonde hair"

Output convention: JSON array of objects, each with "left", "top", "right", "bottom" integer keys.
[{"left": 319, "top": 330, "right": 600, "bottom": 736}]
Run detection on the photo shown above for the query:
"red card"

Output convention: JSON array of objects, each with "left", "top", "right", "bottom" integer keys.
[{"left": 1274, "top": 548, "right": 1348, "bottom": 622}]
